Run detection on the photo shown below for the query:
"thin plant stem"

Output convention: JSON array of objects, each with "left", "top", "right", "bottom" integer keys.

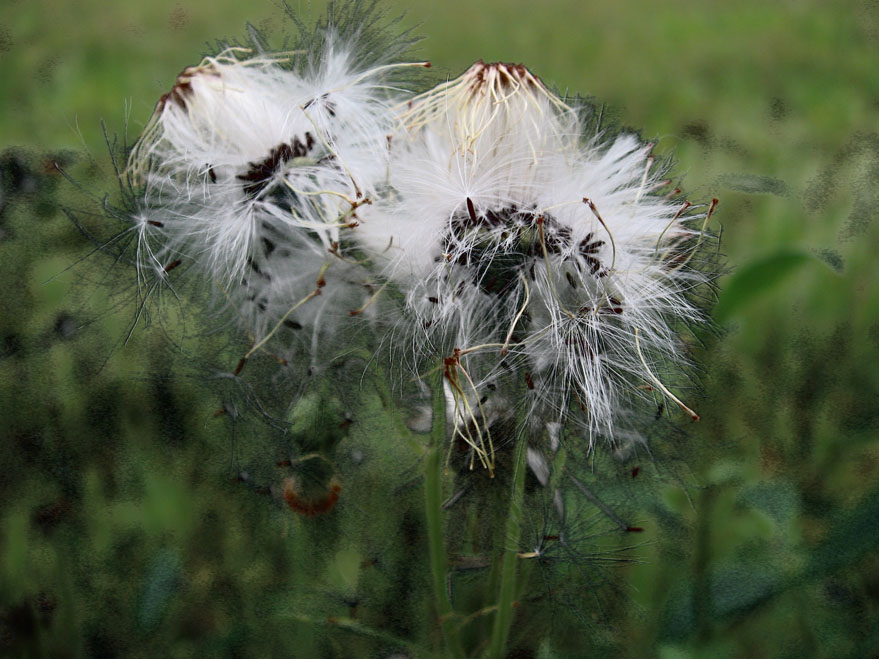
[
  {"left": 280, "top": 612, "right": 429, "bottom": 656},
  {"left": 425, "top": 370, "right": 466, "bottom": 658},
  {"left": 482, "top": 488, "right": 506, "bottom": 638},
  {"left": 489, "top": 422, "right": 529, "bottom": 658}
]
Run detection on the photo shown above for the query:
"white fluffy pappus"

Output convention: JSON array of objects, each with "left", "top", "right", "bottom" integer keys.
[
  {"left": 125, "top": 33, "right": 429, "bottom": 362},
  {"left": 359, "top": 60, "right": 717, "bottom": 452}
]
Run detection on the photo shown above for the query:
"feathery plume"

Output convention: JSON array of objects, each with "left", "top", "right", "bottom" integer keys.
[{"left": 360, "top": 60, "right": 716, "bottom": 448}]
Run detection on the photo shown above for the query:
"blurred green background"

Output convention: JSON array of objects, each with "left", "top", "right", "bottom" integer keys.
[{"left": 2, "top": 0, "right": 878, "bottom": 656}]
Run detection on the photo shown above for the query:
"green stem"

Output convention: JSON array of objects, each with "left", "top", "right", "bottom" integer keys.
[
  {"left": 489, "top": 433, "right": 528, "bottom": 658},
  {"left": 282, "top": 612, "right": 429, "bottom": 656},
  {"left": 425, "top": 370, "right": 465, "bottom": 658},
  {"left": 482, "top": 485, "right": 506, "bottom": 638}
]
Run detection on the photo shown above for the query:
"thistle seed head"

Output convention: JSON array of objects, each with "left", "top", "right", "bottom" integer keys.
[{"left": 359, "top": 61, "right": 716, "bottom": 448}]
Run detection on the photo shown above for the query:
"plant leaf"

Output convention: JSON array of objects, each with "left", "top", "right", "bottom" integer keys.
[{"left": 714, "top": 250, "right": 829, "bottom": 323}]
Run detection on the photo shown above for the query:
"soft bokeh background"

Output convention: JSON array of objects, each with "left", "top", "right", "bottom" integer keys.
[{"left": 2, "top": 0, "right": 878, "bottom": 656}]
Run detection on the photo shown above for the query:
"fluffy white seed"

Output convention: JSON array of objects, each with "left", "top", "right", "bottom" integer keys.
[{"left": 360, "top": 61, "right": 713, "bottom": 447}]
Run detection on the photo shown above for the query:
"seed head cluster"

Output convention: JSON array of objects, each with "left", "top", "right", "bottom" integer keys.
[{"left": 110, "top": 12, "right": 717, "bottom": 457}]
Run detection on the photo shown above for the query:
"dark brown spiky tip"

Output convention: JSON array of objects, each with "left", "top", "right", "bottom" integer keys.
[
  {"left": 467, "top": 59, "right": 540, "bottom": 88},
  {"left": 156, "top": 64, "right": 218, "bottom": 112}
]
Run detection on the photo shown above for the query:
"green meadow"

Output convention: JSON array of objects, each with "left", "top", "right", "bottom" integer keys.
[{"left": 1, "top": 0, "right": 878, "bottom": 656}]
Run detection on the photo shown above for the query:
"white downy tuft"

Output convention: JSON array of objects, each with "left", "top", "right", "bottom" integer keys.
[
  {"left": 113, "top": 30, "right": 715, "bottom": 455},
  {"left": 126, "top": 34, "right": 427, "bottom": 364},
  {"left": 360, "top": 61, "right": 714, "bottom": 448}
]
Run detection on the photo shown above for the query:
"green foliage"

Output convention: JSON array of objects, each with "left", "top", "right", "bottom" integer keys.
[{"left": 713, "top": 250, "right": 836, "bottom": 324}]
